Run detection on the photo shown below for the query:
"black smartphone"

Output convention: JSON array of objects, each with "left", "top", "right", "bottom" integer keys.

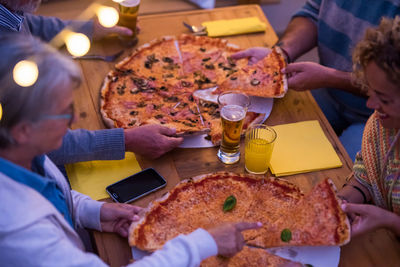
[{"left": 106, "top": 168, "right": 167, "bottom": 203}]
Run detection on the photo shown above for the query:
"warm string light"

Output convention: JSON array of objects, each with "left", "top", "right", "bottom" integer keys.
[
  {"left": 13, "top": 60, "right": 39, "bottom": 87},
  {"left": 0, "top": 103, "right": 2, "bottom": 121},
  {"left": 12, "top": 2, "right": 120, "bottom": 86},
  {"left": 65, "top": 32, "right": 91, "bottom": 57},
  {"left": 97, "top": 6, "right": 119, "bottom": 28}
]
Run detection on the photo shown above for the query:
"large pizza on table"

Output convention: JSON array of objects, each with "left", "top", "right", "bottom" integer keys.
[
  {"left": 100, "top": 35, "right": 287, "bottom": 145},
  {"left": 128, "top": 172, "right": 350, "bottom": 266}
]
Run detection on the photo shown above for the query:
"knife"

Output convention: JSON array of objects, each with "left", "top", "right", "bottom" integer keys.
[{"left": 183, "top": 22, "right": 207, "bottom": 36}]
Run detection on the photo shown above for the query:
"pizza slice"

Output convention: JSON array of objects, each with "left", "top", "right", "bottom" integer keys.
[
  {"left": 216, "top": 48, "right": 288, "bottom": 98},
  {"left": 200, "top": 246, "right": 298, "bottom": 267},
  {"left": 245, "top": 179, "right": 350, "bottom": 248},
  {"left": 116, "top": 36, "right": 184, "bottom": 82}
]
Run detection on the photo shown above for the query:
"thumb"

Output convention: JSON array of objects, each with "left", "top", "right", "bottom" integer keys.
[
  {"left": 235, "top": 221, "right": 263, "bottom": 232},
  {"left": 109, "top": 25, "right": 133, "bottom": 36},
  {"left": 231, "top": 49, "right": 257, "bottom": 60},
  {"left": 166, "top": 136, "right": 184, "bottom": 147},
  {"left": 282, "top": 62, "right": 304, "bottom": 74},
  {"left": 341, "top": 203, "right": 368, "bottom": 215}
]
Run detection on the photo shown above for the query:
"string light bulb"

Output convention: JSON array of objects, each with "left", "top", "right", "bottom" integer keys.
[
  {"left": 13, "top": 60, "right": 39, "bottom": 87},
  {"left": 0, "top": 103, "right": 2, "bottom": 121},
  {"left": 65, "top": 32, "right": 90, "bottom": 57},
  {"left": 97, "top": 6, "right": 119, "bottom": 28}
]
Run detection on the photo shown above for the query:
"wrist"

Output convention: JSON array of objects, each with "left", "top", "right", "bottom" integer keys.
[
  {"left": 386, "top": 212, "right": 400, "bottom": 236},
  {"left": 273, "top": 42, "right": 292, "bottom": 64}
]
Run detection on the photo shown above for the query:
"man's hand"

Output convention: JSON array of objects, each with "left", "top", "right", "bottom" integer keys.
[
  {"left": 231, "top": 47, "right": 271, "bottom": 65},
  {"left": 341, "top": 203, "right": 400, "bottom": 237},
  {"left": 208, "top": 222, "right": 262, "bottom": 257},
  {"left": 124, "top": 124, "right": 183, "bottom": 159},
  {"left": 282, "top": 62, "right": 335, "bottom": 91},
  {"left": 92, "top": 19, "right": 136, "bottom": 40},
  {"left": 100, "top": 203, "right": 142, "bottom": 238}
]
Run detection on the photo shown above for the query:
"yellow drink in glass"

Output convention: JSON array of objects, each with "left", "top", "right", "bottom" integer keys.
[{"left": 245, "top": 125, "right": 276, "bottom": 174}]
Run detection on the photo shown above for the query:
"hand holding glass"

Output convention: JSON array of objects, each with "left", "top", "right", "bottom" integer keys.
[{"left": 245, "top": 124, "right": 276, "bottom": 174}]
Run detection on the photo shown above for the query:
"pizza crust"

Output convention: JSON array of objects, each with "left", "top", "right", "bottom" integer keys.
[
  {"left": 100, "top": 71, "right": 118, "bottom": 128},
  {"left": 272, "top": 46, "right": 288, "bottom": 98}
]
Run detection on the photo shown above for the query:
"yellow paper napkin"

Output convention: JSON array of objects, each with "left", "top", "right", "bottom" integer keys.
[
  {"left": 202, "top": 17, "right": 266, "bottom": 37},
  {"left": 65, "top": 152, "right": 142, "bottom": 200},
  {"left": 269, "top": 120, "right": 342, "bottom": 177}
]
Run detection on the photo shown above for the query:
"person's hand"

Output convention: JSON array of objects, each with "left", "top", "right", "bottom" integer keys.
[
  {"left": 231, "top": 47, "right": 271, "bottom": 65},
  {"left": 100, "top": 203, "right": 142, "bottom": 238},
  {"left": 341, "top": 203, "right": 397, "bottom": 237},
  {"left": 124, "top": 124, "right": 183, "bottom": 159},
  {"left": 92, "top": 18, "right": 140, "bottom": 40},
  {"left": 282, "top": 62, "right": 334, "bottom": 91},
  {"left": 208, "top": 222, "right": 262, "bottom": 257}
]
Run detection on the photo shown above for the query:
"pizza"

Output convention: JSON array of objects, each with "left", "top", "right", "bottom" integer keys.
[
  {"left": 100, "top": 35, "right": 287, "bottom": 145},
  {"left": 200, "top": 246, "right": 297, "bottom": 267},
  {"left": 128, "top": 172, "right": 350, "bottom": 265}
]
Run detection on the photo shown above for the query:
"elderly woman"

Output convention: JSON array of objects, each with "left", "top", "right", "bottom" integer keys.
[
  {"left": 337, "top": 16, "right": 400, "bottom": 237},
  {"left": 0, "top": 34, "right": 261, "bottom": 266}
]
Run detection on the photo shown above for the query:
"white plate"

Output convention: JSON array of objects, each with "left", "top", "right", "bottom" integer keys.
[
  {"left": 179, "top": 88, "right": 274, "bottom": 148},
  {"left": 131, "top": 245, "right": 340, "bottom": 267},
  {"left": 266, "top": 246, "right": 340, "bottom": 267}
]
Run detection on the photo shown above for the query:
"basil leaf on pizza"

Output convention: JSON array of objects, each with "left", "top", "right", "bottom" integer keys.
[
  {"left": 223, "top": 195, "right": 237, "bottom": 212},
  {"left": 280, "top": 228, "right": 292, "bottom": 242}
]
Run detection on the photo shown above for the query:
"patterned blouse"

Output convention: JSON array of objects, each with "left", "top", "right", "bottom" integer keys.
[{"left": 353, "top": 112, "right": 400, "bottom": 214}]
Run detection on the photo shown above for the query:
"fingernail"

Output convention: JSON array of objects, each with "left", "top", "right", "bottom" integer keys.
[
  {"left": 133, "top": 215, "right": 140, "bottom": 220},
  {"left": 281, "top": 68, "right": 286, "bottom": 73},
  {"left": 341, "top": 204, "right": 346, "bottom": 210},
  {"left": 257, "top": 222, "right": 263, "bottom": 227}
]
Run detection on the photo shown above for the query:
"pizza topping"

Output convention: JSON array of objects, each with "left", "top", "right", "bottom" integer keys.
[
  {"left": 223, "top": 195, "right": 237, "bottom": 212},
  {"left": 230, "top": 77, "right": 237, "bottom": 80},
  {"left": 188, "top": 95, "right": 194, "bottom": 102},
  {"left": 199, "top": 47, "right": 206, "bottom": 52},
  {"left": 202, "top": 57, "right": 211, "bottom": 62},
  {"left": 205, "top": 64, "right": 215, "bottom": 70},
  {"left": 165, "top": 96, "right": 179, "bottom": 102},
  {"left": 128, "top": 120, "right": 136, "bottom": 126},
  {"left": 155, "top": 114, "right": 163, "bottom": 119},
  {"left": 149, "top": 76, "right": 156, "bottom": 81},
  {"left": 280, "top": 229, "right": 292, "bottom": 242},
  {"left": 130, "top": 88, "right": 139, "bottom": 94},
  {"left": 144, "top": 54, "right": 159, "bottom": 69},
  {"left": 130, "top": 111, "right": 139, "bottom": 116},
  {"left": 251, "top": 78, "right": 260, "bottom": 86},
  {"left": 182, "top": 122, "right": 195, "bottom": 127},
  {"left": 181, "top": 81, "right": 192, "bottom": 87},
  {"left": 162, "top": 57, "right": 174, "bottom": 63},
  {"left": 137, "top": 102, "right": 147, "bottom": 108},
  {"left": 163, "top": 73, "right": 174, "bottom": 79},
  {"left": 227, "top": 57, "right": 236, "bottom": 67},
  {"left": 116, "top": 83, "right": 126, "bottom": 95}
]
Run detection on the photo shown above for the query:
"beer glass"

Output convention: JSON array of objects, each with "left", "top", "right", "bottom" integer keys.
[
  {"left": 117, "top": 0, "right": 140, "bottom": 43},
  {"left": 245, "top": 124, "right": 276, "bottom": 174},
  {"left": 217, "top": 91, "right": 250, "bottom": 164}
]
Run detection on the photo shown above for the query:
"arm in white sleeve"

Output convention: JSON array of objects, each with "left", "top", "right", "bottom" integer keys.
[
  {"left": 71, "top": 190, "right": 104, "bottom": 231},
  {"left": 129, "top": 229, "right": 218, "bottom": 267},
  {"left": 0, "top": 217, "right": 107, "bottom": 267}
]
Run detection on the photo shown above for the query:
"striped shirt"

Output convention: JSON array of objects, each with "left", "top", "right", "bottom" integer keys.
[
  {"left": 294, "top": 0, "right": 400, "bottom": 117},
  {"left": 354, "top": 112, "right": 400, "bottom": 214},
  {"left": 0, "top": 4, "right": 23, "bottom": 32}
]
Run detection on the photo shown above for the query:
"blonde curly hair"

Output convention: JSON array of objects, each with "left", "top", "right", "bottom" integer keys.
[{"left": 353, "top": 16, "right": 400, "bottom": 90}]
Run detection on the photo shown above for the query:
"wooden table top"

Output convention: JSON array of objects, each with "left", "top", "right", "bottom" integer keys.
[{"left": 37, "top": 4, "right": 400, "bottom": 267}]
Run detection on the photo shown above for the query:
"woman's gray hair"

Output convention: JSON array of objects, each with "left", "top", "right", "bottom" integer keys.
[{"left": 0, "top": 34, "right": 82, "bottom": 148}]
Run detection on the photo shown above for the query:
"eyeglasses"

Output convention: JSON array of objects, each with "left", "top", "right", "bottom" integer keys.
[{"left": 39, "top": 104, "right": 75, "bottom": 127}]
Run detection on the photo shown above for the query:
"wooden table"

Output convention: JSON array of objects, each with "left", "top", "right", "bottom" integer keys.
[{"left": 37, "top": 4, "right": 400, "bottom": 267}]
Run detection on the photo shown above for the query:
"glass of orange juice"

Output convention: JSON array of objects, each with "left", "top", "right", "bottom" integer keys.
[{"left": 245, "top": 124, "right": 276, "bottom": 174}]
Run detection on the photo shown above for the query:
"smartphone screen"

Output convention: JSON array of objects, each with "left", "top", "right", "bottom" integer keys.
[{"left": 106, "top": 168, "right": 166, "bottom": 203}]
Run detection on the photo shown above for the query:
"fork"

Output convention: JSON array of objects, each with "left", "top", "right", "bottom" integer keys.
[{"left": 72, "top": 50, "right": 124, "bottom": 62}]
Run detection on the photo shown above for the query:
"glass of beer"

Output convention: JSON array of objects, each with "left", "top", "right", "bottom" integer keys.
[
  {"left": 117, "top": 0, "right": 140, "bottom": 43},
  {"left": 217, "top": 91, "right": 250, "bottom": 164},
  {"left": 245, "top": 124, "right": 276, "bottom": 174}
]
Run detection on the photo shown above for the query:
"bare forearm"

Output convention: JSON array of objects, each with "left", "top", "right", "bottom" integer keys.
[
  {"left": 337, "top": 177, "right": 371, "bottom": 204},
  {"left": 324, "top": 68, "right": 367, "bottom": 97},
  {"left": 278, "top": 17, "right": 318, "bottom": 62}
]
